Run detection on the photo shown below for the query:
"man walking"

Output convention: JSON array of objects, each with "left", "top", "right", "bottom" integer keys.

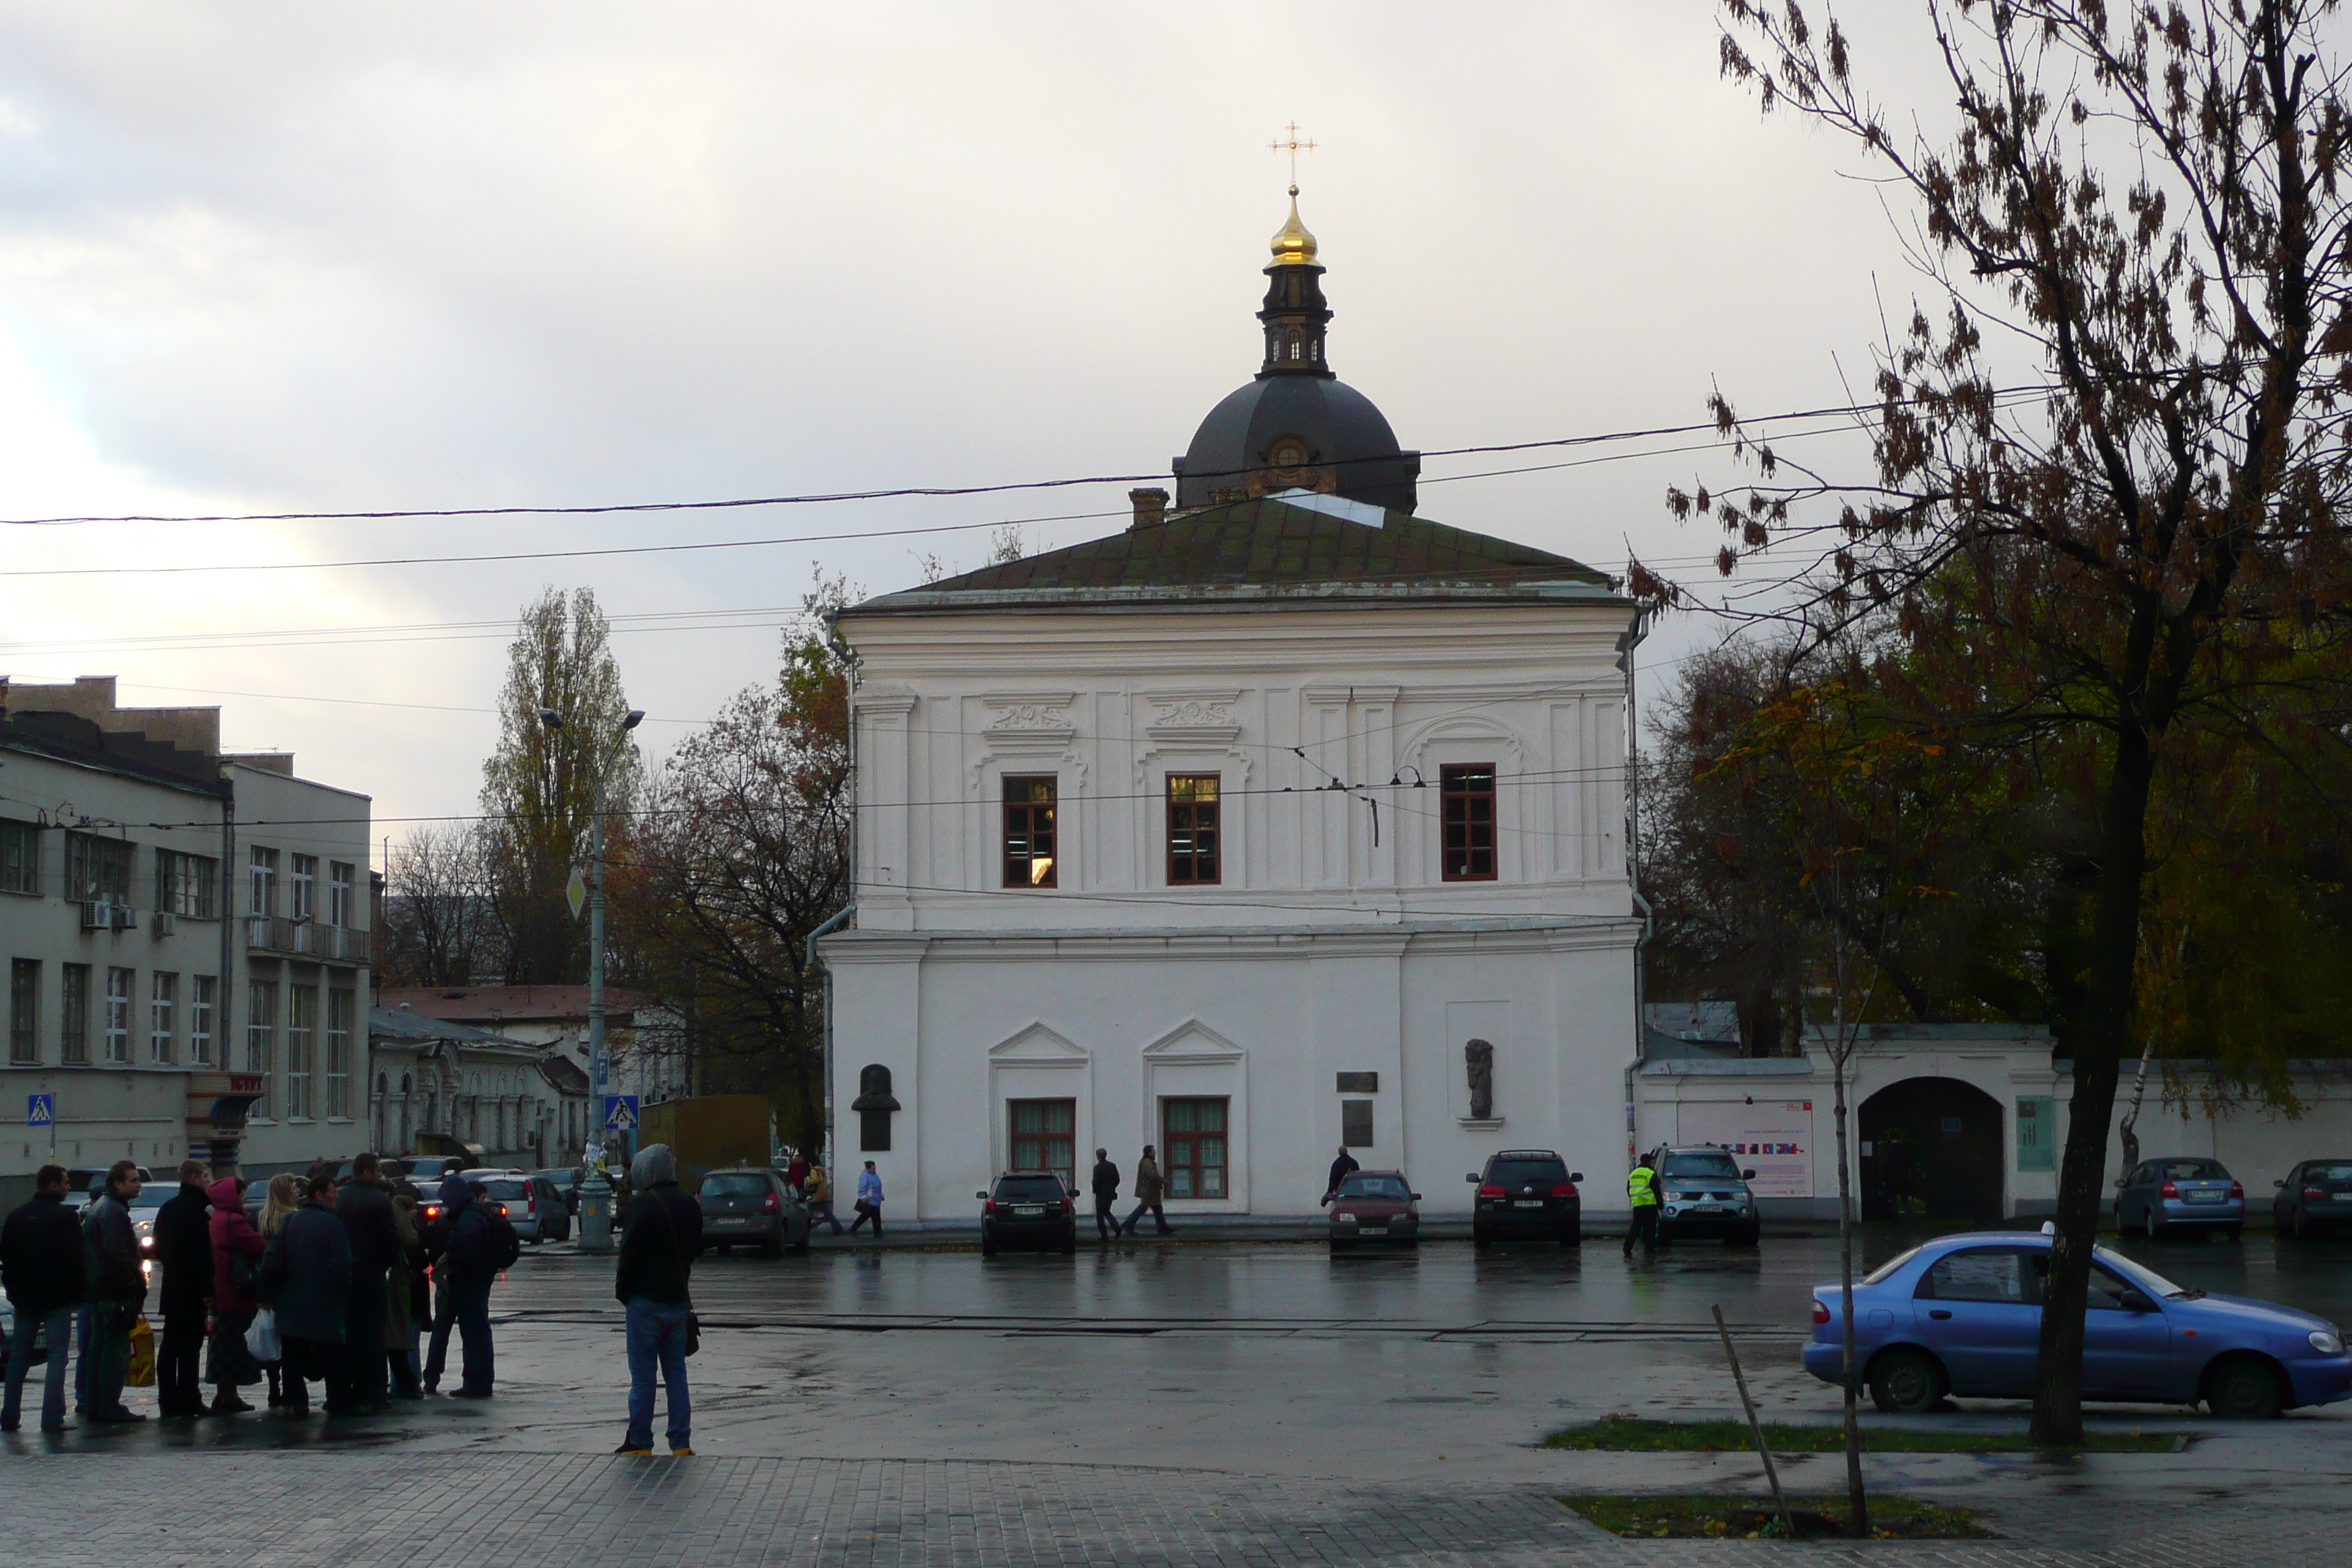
[
  {"left": 1120, "top": 1145, "right": 1172, "bottom": 1237},
  {"left": 1322, "top": 1145, "right": 1360, "bottom": 1207},
  {"left": 80, "top": 1160, "right": 146, "bottom": 1423},
  {"left": 152, "top": 1160, "right": 214, "bottom": 1419},
  {"left": 848, "top": 1161, "right": 884, "bottom": 1238},
  {"left": 613, "top": 1143, "right": 702, "bottom": 1457},
  {"left": 1089, "top": 1148, "right": 1121, "bottom": 1243},
  {"left": 2, "top": 1164, "right": 85, "bottom": 1431},
  {"left": 333, "top": 1153, "right": 401, "bottom": 1414},
  {"left": 1622, "top": 1150, "right": 1661, "bottom": 1258},
  {"left": 805, "top": 1163, "right": 843, "bottom": 1237}
]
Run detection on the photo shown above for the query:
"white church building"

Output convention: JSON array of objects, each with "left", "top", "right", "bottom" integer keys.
[{"left": 821, "top": 193, "right": 1644, "bottom": 1223}]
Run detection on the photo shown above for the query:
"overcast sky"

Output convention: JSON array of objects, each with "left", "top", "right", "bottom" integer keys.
[{"left": 0, "top": 2, "right": 1960, "bottom": 852}]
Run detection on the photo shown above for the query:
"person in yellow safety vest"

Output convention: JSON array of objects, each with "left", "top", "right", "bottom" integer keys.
[{"left": 1622, "top": 1153, "right": 1661, "bottom": 1258}]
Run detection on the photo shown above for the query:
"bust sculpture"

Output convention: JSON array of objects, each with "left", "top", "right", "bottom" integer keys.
[{"left": 1464, "top": 1039, "right": 1494, "bottom": 1120}]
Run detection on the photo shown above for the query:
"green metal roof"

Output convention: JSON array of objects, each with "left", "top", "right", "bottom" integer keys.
[{"left": 848, "top": 494, "right": 1618, "bottom": 616}]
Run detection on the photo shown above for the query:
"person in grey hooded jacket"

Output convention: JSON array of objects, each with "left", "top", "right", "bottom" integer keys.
[{"left": 613, "top": 1143, "right": 702, "bottom": 1455}]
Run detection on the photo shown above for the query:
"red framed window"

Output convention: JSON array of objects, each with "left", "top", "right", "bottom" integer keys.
[
  {"left": 1008, "top": 1098, "right": 1076, "bottom": 1189},
  {"left": 1440, "top": 764, "right": 1497, "bottom": 881},
  {"left": 1166, "top": 774, "right": 1221, "bottom": 885},
  {"left": 1003, "top": 775, "right": 1058, "bottom": 887},
  {"left": 1161, "top": 1097, "right": 1229, "bottom": 1199}
]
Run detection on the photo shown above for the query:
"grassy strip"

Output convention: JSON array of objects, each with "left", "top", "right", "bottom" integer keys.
[
  {"left": 1545, "top": 1414, "right": 2178, "bottom": 1453},
  {"left": 1562, "top": 1493, "right": 1992, "bottom": 1540}
]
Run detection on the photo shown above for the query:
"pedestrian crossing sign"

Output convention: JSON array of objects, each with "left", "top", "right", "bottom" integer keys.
[
  {"left": 603, "top": 1095, "right": 639, "bottom": 1134},
  {"left": 27, "top": 1092, "right": 54, "bottom": 1127}
]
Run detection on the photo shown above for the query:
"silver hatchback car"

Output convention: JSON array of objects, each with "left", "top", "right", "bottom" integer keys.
[{"left": 2115, "top": 1156, "right": 2245, "bottom": 1240}]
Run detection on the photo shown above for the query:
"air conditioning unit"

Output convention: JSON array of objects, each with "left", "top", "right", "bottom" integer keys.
[
  {"left": 80, "top": 901, "right": 113, "bottom": 930},
  {"left": 111, "top": 905, "right": 138, "bottom": 931},
  {"left": 153, "top": 911, "right": 177, "bottom": 936}
]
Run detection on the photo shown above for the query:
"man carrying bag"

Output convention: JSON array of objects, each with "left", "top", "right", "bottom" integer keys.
[{"left": 612, "top": 1144, "right": 701, "bottom": 1458}]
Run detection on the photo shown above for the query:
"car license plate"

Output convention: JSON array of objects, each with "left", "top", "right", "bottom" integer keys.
[
  {"left": 2335, "top": 1193, "right": 2352, "bottom": 1202},
  {"left": 2187, "top": 1192, "right": 2224, "bottom": 1204},
  {"left": 716, "top": 1215, "right": 751, "bottom": 1226},
  {"left": 1689, "top": 1203, "right": 1724, "bottom": 1213},
  {"left": 1361, "top": 1223, "right": 1387, "bottom": 1233},
  {"left": 1515, "top": 1199, "right": 1545, "bottom": 1207},
  {"left": 1014, "top": 1205, "right": 1044, "bottom": 1215}
]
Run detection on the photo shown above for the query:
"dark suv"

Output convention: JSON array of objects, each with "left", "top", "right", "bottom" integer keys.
[
  {"left": 977, "top": 1172, "right": 1077, "bottom": 1256},
  {"left": 1648, "top": 1145, "right": 1760, "bottom": 1245},
  {"left": 1467, "top": 1150, "right": 1583, "bottom": 1247}
]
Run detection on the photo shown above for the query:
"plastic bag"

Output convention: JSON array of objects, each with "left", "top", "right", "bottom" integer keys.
[
  {"left": 245, "top": 1306, "right": 282, "bottom": 1363},
  {"left": 125, "top": 1316, "right": 156, "bottom": 1387}
]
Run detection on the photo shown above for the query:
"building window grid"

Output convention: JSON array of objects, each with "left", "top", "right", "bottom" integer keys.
[
  {"left": 1161, "top": 1097, "right": 1229, "bottom": 1199},
  {"left": 328, "top": 862, "right": 354, "bottom": 927},
  {"left": 289, "top": 855, "right": 317, "bottom": 921},
  {"left": 1007, "top": 1098, "right": 1077, "bottom": 1190},
  {"left": 60, "top": 965, "right": 88, "bottom": 1063},
  {"left": 155, "top": 849, "right": 219, "bottom": 919},
  {"left": 103, "top": 968, "right": 132, "bottom": 1063},
  {"left": 1166, "top": 774, "right": 1221, "bottom": 886},
  {"left": 67, "top": 832, "right": 133, "bottom": 905},
  {"left": 9, "top": 959, "right": 37, "bottom": 1064},
  {"left": 1002, "top": 776, "right": 1058, "bottom": 888},
  {"left": 285, "top": 985, "right": 315, "bottom": 1119},
  {"left": 249, "top": 848, "right": 277, "bottom": 917},
  {"left": 190, "top": 975, "right": 216, "bottom": 1065},
  {"left": 150, "top": 972, "right": 176, "bottom": 1063},
  {"left": 1439, "top": 764, "right": 1499, "bottom": 882},
  {"left": 327, "top": 990, "right": 354, "bottom": 1119},
  {"left": 1, "top": 818, "right": 39, "bottom": 895},
  {"left": 246, "top": 979, "right": 276, "bottom": 1118}
]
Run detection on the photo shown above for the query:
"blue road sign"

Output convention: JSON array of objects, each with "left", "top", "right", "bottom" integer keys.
[
  {"left": 603, "top": 1095, "right": 639, "bottom": 1134},
  {"left": 28, "top": 1092, "right": 54, "bottom": 1128}
]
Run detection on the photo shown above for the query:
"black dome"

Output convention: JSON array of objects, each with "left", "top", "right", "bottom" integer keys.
[{"left": 1174, "top": 375, "right": 1420, "bottom": 514}]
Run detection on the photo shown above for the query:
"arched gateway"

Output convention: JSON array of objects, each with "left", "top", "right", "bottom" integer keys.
[{"left": 1858, "top": 1076, "right": 2005, "bottom": 1222}]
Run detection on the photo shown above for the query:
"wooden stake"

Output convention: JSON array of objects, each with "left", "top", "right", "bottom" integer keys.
[{"left": 1713, "top": 1303, "right": 1798, "bottom": 1539}]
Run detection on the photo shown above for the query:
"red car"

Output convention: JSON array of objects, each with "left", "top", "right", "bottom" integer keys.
[{"left": 1328, "top": 1169, "right": 1422, "bottom": 1251}]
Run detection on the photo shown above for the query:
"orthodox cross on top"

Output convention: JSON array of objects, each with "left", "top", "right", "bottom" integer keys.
[{"left": 1270, "top": 121, "right": 1316, "bottom": 189}]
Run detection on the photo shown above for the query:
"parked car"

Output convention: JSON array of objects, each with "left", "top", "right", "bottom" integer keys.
[
  {"left": 1466, "top": 1149, "right": 1583, "bottom": 1248},
  {"left": 2115, "top": 1156, "right": 2244, "bottom": 1240},
  {"left": 699, "top": 1166, "right": 811, "bottom": 1257},
  {"left": 2274, "top": 1159, "right": 2352, "bottom": 1239},
  {"left": 976, "top": 1172, "right": 1077, "bottom": 1257},
  {"left": 1806, "top": 1229, "right": 2352, "bottom": 1418},
  {"left": 535, "top": 1168, "right": 581, "bottom": 1216},
  {"left": 402, "top": 1156, "right": 461, "bottom": 1188},
  {"left": 125, "top": 1180, "right": 173, "bottom": 1259},
  {"left": 1647, "top": 1145, "right": 1760, "bottom": 1245},
  {"left": 1328, "top": 1170, "right": 1422, "bottom": 1251},
  {"left": 241, "top": 1179, "right": 271, "bottom": 1225},
  {"left": 463, "top": 1169, "right": 568, "bottom": 1243}
]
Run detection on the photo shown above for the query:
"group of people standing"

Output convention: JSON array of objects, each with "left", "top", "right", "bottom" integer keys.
[{"left": 1, "top": 1154, "right": 517, "bottom": 1432}]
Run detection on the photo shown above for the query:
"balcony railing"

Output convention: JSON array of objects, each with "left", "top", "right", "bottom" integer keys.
[{"left": 245, "top": 915, "right": 371, "bottom": 965}]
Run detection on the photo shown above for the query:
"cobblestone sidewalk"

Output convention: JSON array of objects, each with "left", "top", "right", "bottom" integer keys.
[{"left": 0, "top": 1451, "right": 2332, "bottom": 1567}]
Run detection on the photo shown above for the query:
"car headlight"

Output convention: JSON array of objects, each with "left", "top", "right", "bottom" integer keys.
[
  {"left": 2310, "top": 1330, "right": 2344, "bottom": 1356},
  {"left": 1335, "top": 1212, "right": 1358, "bottom": 1224}
]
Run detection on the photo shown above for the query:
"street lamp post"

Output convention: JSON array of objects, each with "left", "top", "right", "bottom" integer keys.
[{"left": 540, "top": 703, "right": 642, "bottom": 1254}]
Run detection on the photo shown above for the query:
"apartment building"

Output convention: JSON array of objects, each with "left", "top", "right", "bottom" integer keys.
[{"left": 0, "top": 678, "right": 372, "bottom": 1202}]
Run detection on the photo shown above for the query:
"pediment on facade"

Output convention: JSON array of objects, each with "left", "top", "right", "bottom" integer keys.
[
  {"left": 1139, "top": 1019, "right": 1244, "bottom": 1063},
  {"left": 981, "top": 692, "right": 1078, "bottom": 750},
  {"left": 1401, "top": 712, "right": 1526, "bottom": 767},
  {"left": 987, "top": 1022, "right": 1089, "bottom": 1063},
  {"left": 1142, "top": 690, "right": 1243, "bottom": 744}
]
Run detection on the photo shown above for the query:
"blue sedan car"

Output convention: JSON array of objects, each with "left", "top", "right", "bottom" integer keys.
[{"left": 1805, "top": 1231, "right": 2352, "bottom": 1418}]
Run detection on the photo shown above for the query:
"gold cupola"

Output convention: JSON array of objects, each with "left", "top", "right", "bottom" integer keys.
[{"left": 1269, "top": 186, "right": 1319, "bottom": 267}]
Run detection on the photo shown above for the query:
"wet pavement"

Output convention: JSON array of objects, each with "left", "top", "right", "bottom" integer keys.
[{"left": 4, "top": 1226, "right": 2349, "bottom": 1564}]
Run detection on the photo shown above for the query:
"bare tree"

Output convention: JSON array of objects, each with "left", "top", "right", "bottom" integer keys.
[
  {"left": 377, "top": 823, "right": 504, "bottom": 987},
  {"left": 1652, "top": 0, "right": 2352, "bottom": 1443}
]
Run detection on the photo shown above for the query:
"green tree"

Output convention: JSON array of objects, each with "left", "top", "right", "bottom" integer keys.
[{"left": 479, "top": 587, "right": 641, "bottom": 985}]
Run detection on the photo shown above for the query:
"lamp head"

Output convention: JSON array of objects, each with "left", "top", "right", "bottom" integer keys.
[
  {"left": 537, "top": 707, "right": 564, "bottom": 731},
  {"left": 622, "top": 709, "right": 645, "bottom": 731}
]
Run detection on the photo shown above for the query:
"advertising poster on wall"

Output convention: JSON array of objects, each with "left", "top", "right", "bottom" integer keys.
[{"left": 1676, "top": 1100, "right": 1814, "bottom": 1197}]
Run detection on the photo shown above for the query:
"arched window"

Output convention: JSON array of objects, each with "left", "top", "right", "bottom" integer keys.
[{"left": 1287, "top": 332, "right": 1302, "bottom": 361}]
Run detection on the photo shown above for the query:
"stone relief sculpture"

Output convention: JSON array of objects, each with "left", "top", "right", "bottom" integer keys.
[
  {"left": 852, "top": 1063, "right": 902, "bottom": 1151},
  {"left": 1464, "top": 1039, "right": 1495, "bottom": 1120}
]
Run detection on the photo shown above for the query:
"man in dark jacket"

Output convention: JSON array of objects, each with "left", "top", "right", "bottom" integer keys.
[
  {"left": 2, "top": 1164, "right": 86, "bottom": 1431},
  {"left": 1089, "top": 1149, "right": 1121, "bottom": 1243},
  {"left": 260, "top": 1172, "right": 351, "bottom": 1416},
  {"left": 422, "top": 1177, "right": 501, "bottom": 1398},
  {"left": 1324, "top": 1145, "right": 1360, "bottom": 1205},
  {"left": 80, "top": 1160, "right": 146, "bottom": 1423},
  {"left": 612, "top": 1143, "right": 702, "bottom": 1456},
  {"left": 152, "top": 1160, "right": 215, "bottom": 1419},
  {"left": 332, "top": 1152, "right": 401, "bottom": 1414}
]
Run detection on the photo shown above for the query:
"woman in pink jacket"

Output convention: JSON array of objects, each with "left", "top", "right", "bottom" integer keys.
[{"left": 205, "top": 1175, "right": 266, "bottom": 1416}]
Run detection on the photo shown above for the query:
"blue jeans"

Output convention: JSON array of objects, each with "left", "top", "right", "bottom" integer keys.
[
  {"left": 423, "top": 1277, "right": 494, "bottom": 1392},
  {"left": 623, "top": 1297, "right": 691, "bottom": 1450},
  {"left": 4, "top": 1305, "right": 73, "bottom": 1429}
]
